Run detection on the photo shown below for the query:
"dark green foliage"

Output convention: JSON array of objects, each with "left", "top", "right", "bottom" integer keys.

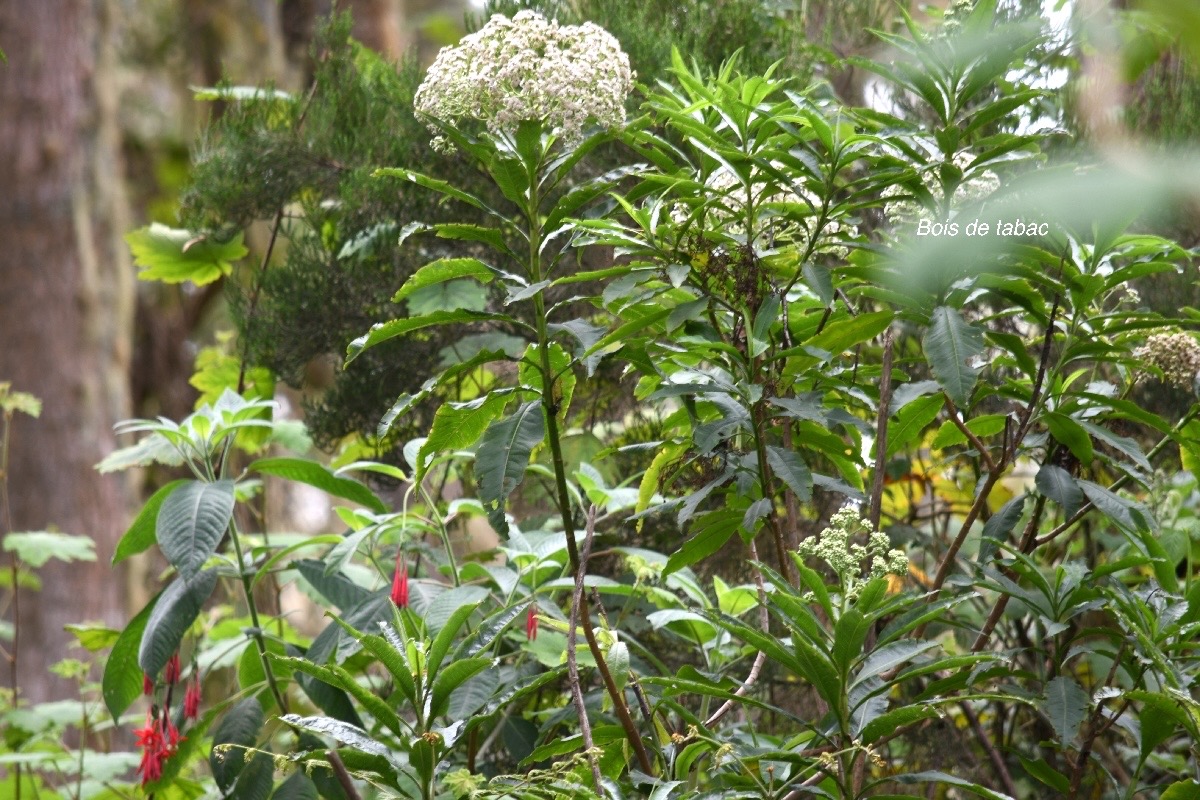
[{"left": 181, "top": 15, "right": 499, "bottom": 457}]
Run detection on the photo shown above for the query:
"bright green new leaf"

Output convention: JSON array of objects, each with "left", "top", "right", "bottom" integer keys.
[
  {"left": 126, "top": 224, "right": 247, "bottom": 285},
  {"left": 3, "top": 531, "right": 95, "bottom": 568},
  {"left": 392, "top": 257, "right": 494, "bottom": 302}
]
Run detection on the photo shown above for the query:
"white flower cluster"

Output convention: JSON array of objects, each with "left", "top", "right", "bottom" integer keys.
[
  {"left": 413, "top": 11, "right": 633, "bottom": 151},
  {"left": 672, "top": 166, "right": 856, "bottom": 257},
  {"left": 797, "top": 505, "right": 908, "bottom": 596},
  {"left": 882, "top": 151, "right": 1000, "bottom": 230},
  {"left": 1135, "top": 332, "right": 1200, "bottom": 390}
]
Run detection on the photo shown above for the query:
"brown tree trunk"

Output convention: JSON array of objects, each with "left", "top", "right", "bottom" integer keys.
[{"left": 0, "top": 0, "right": 135, "bottom": 704}]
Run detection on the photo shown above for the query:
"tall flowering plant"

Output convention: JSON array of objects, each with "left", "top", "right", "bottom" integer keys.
[{"left": 349, "top": 10, "right": 653, "bottom": 788}]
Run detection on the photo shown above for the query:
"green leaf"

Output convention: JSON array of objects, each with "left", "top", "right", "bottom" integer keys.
[
  {"left": 765, "top": 445, "right": 812, "bottom": 502},
  {"left": 1035, "top": 465, "right": 1083, "bottom": 517},
  {"left": 431, "top": 657, "right": 495, "bottom": 718},
  {"left": 832, "top": 609, "right": 873, "bottom": 675},
  {"left": 1044, "top": 412, "right": 1094, "bottom": 465},
  {"left": 428, "top": 602, "right": 480, "bottom": 676},
  {"left": 126, "top": 224, "right": 247, "bottom": 285},
  {"left": 1042, "top": 675, "right": 1089, "bottom": 743},
  {"left": 887, "top": 394, "right": 943, "bottom": 457},
  {"left": 281, "top": 715, "right": 400, "bottom": 769},
  {"left": 272, "top": 771, "right": 318, "bottom": 800},
  {"left": 1079, "top": 480, "right": 1154, "bottom": 534},
  {"left": 210, "top": 697, "right": 264, "bottom": 793},
  {"left": 393, "top": 258, "right": 494, "bottom": 302},
  {"left": 417, "top": 394, "right": 510, "bottom": 480},
  {"left": 476, "top": 401, "right": 545, "bottom": 534},
  {"left": 346, "top": 310, "right": 519, "bottom": 364},
  {"left": 293, "top": 558, "right": 371, "bottom": 611},
  {"left": 407, "top": 280, "right": 489, "bottom": 316},
  {"left": 923, "top": 307, "right": 984, "bottom": 409},
  {"left": 447, "top": 670, "right": 499, "bottom": 720},
  {"left": 373, "top": 168, "right": 497, "bottom": 217},
  {"left": 103, "top": 593, "right": 159, "bottom": 722},
  {"left": 1161, "top": 781, "right": 1200, "bottom": 800},
  {"left": 156, "top": 479, "right": 236, "bottom": 579},
  {"left": 138, "top": 569, "right": 219, "bottom": 677},
  {"left": 273, "top": 655, "right": 403, "bottom": 737},
  {"left": 1018, "top": 756, "right": 1070, "bottom": 794},
  {"left": 930, "top": 414, "right": 1007, "bottom": 450},
  {"left": 249, "top": 457, "right": 386, "bottom": 513},
  {"left": 113, "top": 480, "right": 188, "bottom": 564},
  {"left": 804, "top": 310, "right": 894, "bottom": 360},
  {"left": 663, "top": 510, "right": 741, "bottom": 577},
  {"left": 860, "top": 705, "right": 938, "bottom": 744},
  {"left": 230, "top": 751, "right": 275, "bottom": 800},
  {"left": 852, "top": 640, "right": 939, "bottom": 689},
  {"left": 978, "top": 495, "right": 1027, "bottom": 562},
  {"left": 2, "top": 532, "right": 95, "bottom": 568}
]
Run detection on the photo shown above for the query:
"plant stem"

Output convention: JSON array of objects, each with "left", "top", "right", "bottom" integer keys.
[
  {"left": 569, "top": 506, "right": 604, "bottom": 795},
  {"left": 1, "top": 411, "right": 20, "bottom": 800},
  {"left": 227, "top": 519, "right": 289, "bottom": 715},
  {"left": 527, "top": 158, "right": 653, "bottom": 776}
]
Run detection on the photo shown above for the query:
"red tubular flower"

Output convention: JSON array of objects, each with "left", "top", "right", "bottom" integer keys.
[
  {"left": 526, "top": 604, "right": 538, "bottom": 641},
  {"left": 390, "top": 558, "right": 409, "bottom": 609},
  {"left": 142, "top": 673, "right": 154, "bottom": 696},
  {"left": 183, "top": 676, "right": 201, "bottom": 721},
  {"left": 134, "top": 711, "right": 183, "bottom": 786},
  {"left": 164, "top": 652, "right": 181, "bottom": 685}
]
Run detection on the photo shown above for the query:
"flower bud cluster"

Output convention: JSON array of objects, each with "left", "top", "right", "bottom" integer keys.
[
  {"left": 414, "top": 11, "right": 633, "bottom": 151},
  {"left": 1135, "top": 332, "right": 1200, "bottom": 390},
  {"left": 797, "top": 506, "right": 908, "bottom": 596}
]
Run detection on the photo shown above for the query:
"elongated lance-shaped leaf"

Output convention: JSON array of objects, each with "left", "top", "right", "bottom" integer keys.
[
  {"left": 345, "top": 310, "right": 523, "bottom": 365},
  {"left": 457, "top": 601, "right": 529, "bottom": 659},
  {"left": 249, "top": 458, "right": 386, "bottom": 513},
  {"left": 281, "top": 714, "right": 404, "bottom": 773},
  {"left": 923, "top": 306, "right": 985, "bottom": 408},
  {"left": 392, "top": 257, "right": 493, "bottom": 302},
  {"left": 103, "top": 590, "right": 160, "bottom": 721},
  {"left": 431, "top": 657, "right": 496, "bottom": 719},
  {"left": 476, "top": 401, "right": 545, "bottom": 535},
  {"left": 272, "top": 655, "right": 405, "bottom": 737},
  {"left": 138, "top": 568, "right": 218, "bottom": 677},
  {"left": 325, "top": 614, "right": 418, "bottom": 708},
  {"left": 156, "top": 479, "right": 235, "bottom": 579}
]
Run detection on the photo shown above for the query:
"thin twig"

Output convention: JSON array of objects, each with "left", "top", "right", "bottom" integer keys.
[
  {"left": 1069, "top": 643, "right": 1127, "bottom": 797},
  {"left": 328, "top": 750, "right": 364, "bottom": 800},
  {"left": 569, "top": 505, "right": 605, "bottom": 795},
  {"left": 868, "top": 327, "right": 895, "bottom": 529},
  {"left": 972, "top": 495, "right": 1048, "bottom": 652},
  {"left": 705, "top": 539, "right": 770, "bottom": 727},
  {"left": 943, "top": 395, "right": 996, "bottom": 473},
  {"left": 961, "top": 700, "right": 1018, "bottom": 797}
]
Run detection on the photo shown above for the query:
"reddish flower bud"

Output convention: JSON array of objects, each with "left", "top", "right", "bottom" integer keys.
[
  {"left": 390, "top": 558, "right": 409, "bottom": 609},
  {"left": 142, "top": 673, "right": 154, "bottom": 696},
  {"left": 183, "top": 676, "right": 201, "bottom": 721},
  {"left": 164, "top": 652, "right": 181, "bottom": 685},
  {"left": 526, "top": 604, "right": 538, "bottom": 641}
]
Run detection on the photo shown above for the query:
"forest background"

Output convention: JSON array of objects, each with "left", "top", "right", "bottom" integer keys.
[{"left": 4, "top": 0, "right": 1200, "bottom": 797}]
